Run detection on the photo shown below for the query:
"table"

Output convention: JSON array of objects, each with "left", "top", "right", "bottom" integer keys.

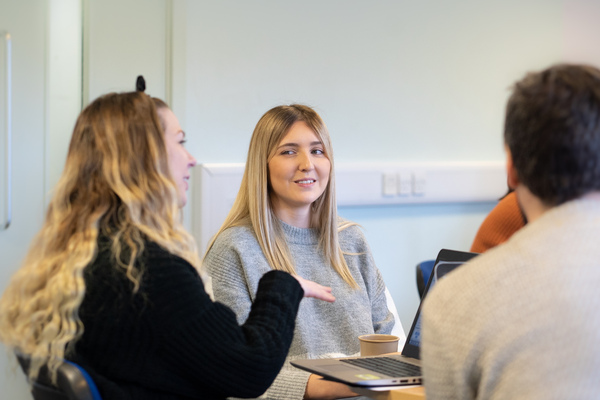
[{"left": 351, "top": 385, "right": 425, "bottom": 400}]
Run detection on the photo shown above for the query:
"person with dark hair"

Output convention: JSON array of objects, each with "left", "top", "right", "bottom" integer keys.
[
  {"left": 0, "top": 78, "right": 336, "bottom": 400},
  {"left": 421, "top": 64, "right": 600, "bottom": 399}
]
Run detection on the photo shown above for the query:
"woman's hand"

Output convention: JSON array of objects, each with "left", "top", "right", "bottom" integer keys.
[
  {"left": 293, "top": 275, "right": 335, "bottom": 303},
  {"left": 303, "top": 374, "right": 359, "bottom": 399}
]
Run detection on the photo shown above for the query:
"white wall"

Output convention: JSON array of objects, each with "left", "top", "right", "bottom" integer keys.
[
  {"left": 46, "top": 0, "right": 82, "bottom": 205},
  {"left": 84, "top": 0, "right": 169, "bottom": 102},
  {"left": 563, "top": 0, "right": 600, "bottom": 65},
  {"left": 0, "top": 1, "right": 52, "bottom": 398},
  {"left": 174, "top": 0, "right": 600, "bottom": 331},
  {"left": 178, "top": 0, "right": 561, "bottom": 164}
]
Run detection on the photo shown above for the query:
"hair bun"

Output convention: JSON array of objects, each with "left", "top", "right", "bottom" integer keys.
[{"left": 136, "top": 75, "right": 146, "bottom": 92}]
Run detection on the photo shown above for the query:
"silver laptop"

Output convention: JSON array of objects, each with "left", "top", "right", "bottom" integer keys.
[{"left": 291, "top": 248, "right": 478, "bottom": 387}]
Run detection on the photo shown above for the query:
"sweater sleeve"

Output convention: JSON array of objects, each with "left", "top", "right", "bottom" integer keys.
[
  {"left": 147, "top": 246, "right": 303, "bottom": 399},
  {"left": 255, "top": 363, "right": 311, "bottom": 400},
  {"left": 204, "top": 243, "right": 256, "bottom": 325}
]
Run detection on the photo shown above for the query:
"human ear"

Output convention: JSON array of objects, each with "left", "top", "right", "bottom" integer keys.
[{"left": 505, "top": 147, "right": 520, "bottom": 190}]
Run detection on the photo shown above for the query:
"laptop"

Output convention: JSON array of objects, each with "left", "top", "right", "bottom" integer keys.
[{"left": 291, "top": 248, "right": 478, "bottom": 387}]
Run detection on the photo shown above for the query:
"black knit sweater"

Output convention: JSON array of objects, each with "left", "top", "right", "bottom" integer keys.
[{"left": 71, "top": 239, "right": 303, "bottom": 399}]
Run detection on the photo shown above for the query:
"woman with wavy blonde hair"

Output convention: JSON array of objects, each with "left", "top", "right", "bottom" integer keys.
[
  {"left": 0, "top": 84, "right": 334, "bottom": 400},
  {"left": 204, "top": 104, "right": 405, "bottom": 400}
]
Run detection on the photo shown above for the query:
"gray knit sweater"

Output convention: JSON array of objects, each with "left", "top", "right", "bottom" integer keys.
[
  {"left": 204, "top": 220, "right": 395, "bottom": 400},
  {"left": 422, "top": 197, "right": 600, "bottom": 399}
]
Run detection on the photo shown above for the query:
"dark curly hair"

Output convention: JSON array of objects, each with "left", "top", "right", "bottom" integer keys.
[{"left": 504, "top": 64, "right": 600, "bottom": 206}]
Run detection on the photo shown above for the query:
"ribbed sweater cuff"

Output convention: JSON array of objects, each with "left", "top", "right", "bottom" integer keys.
[{"left": 257, "top": 270, "right": 304, "bottom": 301}]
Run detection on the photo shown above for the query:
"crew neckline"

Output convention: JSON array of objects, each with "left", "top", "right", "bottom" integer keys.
[{"left": 280, "top": 220, "right": 319, "bottom": 245}]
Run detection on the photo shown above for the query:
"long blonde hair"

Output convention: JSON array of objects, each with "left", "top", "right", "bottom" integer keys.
[
  {"left": 204, "top": 104, "right": 357, "bottom": 287},
  {"left": 0, "top": 91, "right": 200, "bottom": 381}
]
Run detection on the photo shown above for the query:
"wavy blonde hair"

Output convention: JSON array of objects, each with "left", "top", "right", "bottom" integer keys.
[
  {"left": 0, "top": 91, "right": 200, "bottom": 381},
  {"left": 204, "top": 104, "right": 357, "bottom": 287}
]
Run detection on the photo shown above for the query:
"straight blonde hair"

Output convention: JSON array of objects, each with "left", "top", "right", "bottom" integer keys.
[
  {"left": 0, "top": 91, "right": 200, "bottom": 382},
  {"left": 204, "top": 104, "right": 357, "bottom": 287}
]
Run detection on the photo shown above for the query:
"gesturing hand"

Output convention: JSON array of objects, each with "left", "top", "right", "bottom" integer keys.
[{"left": 293, "top": 275, "right": 335, "bottom": 303}]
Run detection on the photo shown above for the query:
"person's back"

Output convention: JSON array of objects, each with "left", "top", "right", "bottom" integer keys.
[
  {"left": 424, "top": 198, "right": 600, "bottom": 399},
  {"left": 421, "top": 64, "right": 600, "bottom": 399},
  {"left": 77, "top": 237, "right": 309, "bottom": 399}
]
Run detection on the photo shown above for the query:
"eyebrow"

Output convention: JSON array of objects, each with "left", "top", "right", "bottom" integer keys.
[{"left": 277, "top": 140, "right": 322, "bottom": 149}]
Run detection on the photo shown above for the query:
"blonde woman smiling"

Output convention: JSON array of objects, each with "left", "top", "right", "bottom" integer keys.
[{"left": 204, "top": 104, "right": 405, "bottom": 400}]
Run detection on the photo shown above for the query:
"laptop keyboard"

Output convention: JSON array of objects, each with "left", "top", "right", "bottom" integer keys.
[{"left": 340, "top": 357, "right": 421, "bottom": 377}]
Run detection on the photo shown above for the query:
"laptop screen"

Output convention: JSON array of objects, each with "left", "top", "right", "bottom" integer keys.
[{"left": 401, "top": 249, "right": 478, "bottom": 359}]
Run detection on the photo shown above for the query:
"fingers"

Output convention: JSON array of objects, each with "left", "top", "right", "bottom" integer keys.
[
  {"left": 310, "top": 285, "right": 336, "bottom": 303},
  {"left": 293, "top": 275, "right": 336, "bottom": 303}
]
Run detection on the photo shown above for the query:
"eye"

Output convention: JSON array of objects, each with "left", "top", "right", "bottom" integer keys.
[
  {"left": 280, "top": 149, "right": 295, "bottom": 155},
  {"left": 312, "top": 148, "right": 325, "bottom": 155},
  {"left": 179, "top": 139, "right": 187, "bottom": 146}
]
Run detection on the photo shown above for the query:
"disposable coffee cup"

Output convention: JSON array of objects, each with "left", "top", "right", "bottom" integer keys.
[{"left": 358, "top": 334, "right": 400, "bottom": 356}]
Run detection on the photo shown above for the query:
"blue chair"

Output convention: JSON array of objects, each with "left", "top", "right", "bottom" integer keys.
[
  {"left": 415, "top": 259, "right": 435, "bottom": 299},
  {"left": 15, "top": 352, "right": 102, "bottom": 400}
]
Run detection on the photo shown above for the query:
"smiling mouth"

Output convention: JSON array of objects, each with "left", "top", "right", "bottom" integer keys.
[{"left": 296, "top": 179, "right": 316, "bottom": 184}]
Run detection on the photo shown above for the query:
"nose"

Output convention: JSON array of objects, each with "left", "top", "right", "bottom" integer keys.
[
  {"left": 298, "top": 151, "right": 314, "bottom": 172},
  {"left": 188, "top": 150, "right": 197, "bottom": 168}
]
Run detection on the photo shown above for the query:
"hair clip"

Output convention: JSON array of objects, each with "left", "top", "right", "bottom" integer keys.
[{"left": 136, "top": 75, "right": 146, "bottom": 92}]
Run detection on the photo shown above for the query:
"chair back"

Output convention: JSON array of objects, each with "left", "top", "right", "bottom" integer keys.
[
  {"left": 15, "top": 353, "right": 102, "bottom": 400},
  {"left": 415, "top": 259, "right": 435, "bottom": 298}
]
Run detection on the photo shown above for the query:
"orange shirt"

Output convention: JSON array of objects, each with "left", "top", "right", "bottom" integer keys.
[{"left": 470, "top": 191, "right": 526, "bottom": 253}]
